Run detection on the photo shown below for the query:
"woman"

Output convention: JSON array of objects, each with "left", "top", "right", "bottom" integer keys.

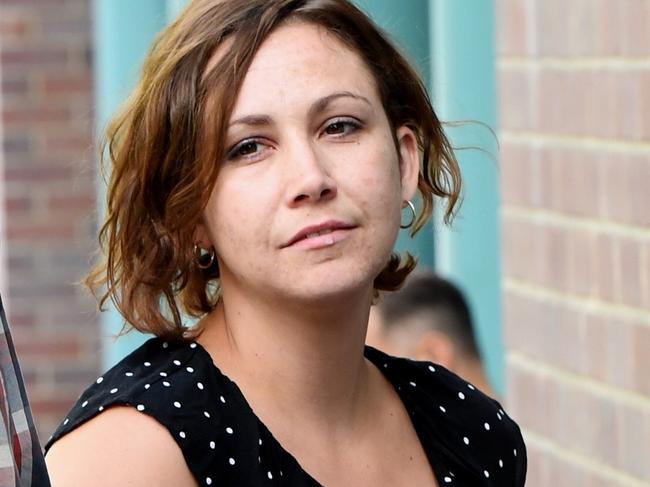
[{"left": 45, "top": 0, "right": 526, "bottom": 485}]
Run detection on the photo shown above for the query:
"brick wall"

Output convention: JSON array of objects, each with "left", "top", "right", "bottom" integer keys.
[
  {"left": 497, "top": 1, "right": 650, "bottom": 485},
  {"left": 0, "top": 0, "right": 99, "bottom": 439}
]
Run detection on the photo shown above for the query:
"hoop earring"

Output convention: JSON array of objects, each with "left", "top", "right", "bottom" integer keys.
[
  {"left": 400, "top": 200, "right": 416, "bottom": 229},
  {"left": 193, "top": 244, "right": 215, "bottom": 270}
]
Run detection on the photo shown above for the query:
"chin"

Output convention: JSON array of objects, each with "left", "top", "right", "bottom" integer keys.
[{"left": 273, "top": 256, "right": 384, "bottom": 305}]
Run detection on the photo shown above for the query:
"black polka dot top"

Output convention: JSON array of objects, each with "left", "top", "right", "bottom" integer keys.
[{"left": 45, "top": 338, "right": 526, "bottom": 486}]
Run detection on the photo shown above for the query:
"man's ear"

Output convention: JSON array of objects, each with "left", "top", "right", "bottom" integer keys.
[{"left": 395, "top": 125, "right": 420, "bottom": 202}]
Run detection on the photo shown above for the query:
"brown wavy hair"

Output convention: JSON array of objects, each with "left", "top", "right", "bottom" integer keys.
[{"left": 88, "top": 0, "right": 462, "bottom": 341}]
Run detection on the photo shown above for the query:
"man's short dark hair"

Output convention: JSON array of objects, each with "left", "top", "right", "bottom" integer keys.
[{"left": 378, "top": 272, "right": 482, "bottom": 360}]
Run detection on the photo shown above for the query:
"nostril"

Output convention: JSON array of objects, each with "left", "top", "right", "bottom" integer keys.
[{"left": 320, "top": 187, "right": 335, "bottom": 199}]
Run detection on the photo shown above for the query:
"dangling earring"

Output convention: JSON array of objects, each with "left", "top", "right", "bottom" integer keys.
[
  {"left": 193, "top": 244, "right": 215, "bottom": 270},
  {"left": 400, "top": 200, "right": 416, "bottom": 229}
]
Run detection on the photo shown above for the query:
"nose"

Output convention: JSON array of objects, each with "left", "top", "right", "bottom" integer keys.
[{"left": 285, "top": 137, "right": 337, "bottom": 207}]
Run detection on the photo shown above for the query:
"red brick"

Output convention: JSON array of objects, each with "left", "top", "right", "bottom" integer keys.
[
  {"left": 617, "top": 239, "right": 643, "bottom": 308},
  {"left": 0, "top": 47, "right": 68, "bottom": 66},
  {"left": 2, "top": 107, "right": 69, "bottom": 125},
  {"left": 4, "top": 196, "right": 31, "bottom": 212},
  {"left": 594, "top": 232, "right": 617, "bottom": 303},
  {"left": 633, "top": 324, "right": 650, "bottom": 397},
  {"left": 14, "top": 335, "right": 81, "bottom": 360},
  {"left": 4, "top": 164, "right": 72, "bottom": 182},
  {"left": 43, "top": 133, "right": 92, "bottom": 153},
  {"left": 43, "top": 74, "right": 92, "bottom": 95},
  {"left": 567, "top": 229, "right": 597, "bottom": 297},
  {"left": 498, "top": 67, "right": 535, "bottom": 131},
  {"left": 500, "top": 141, "right": 539, "bottom": 207},
  {"left": 583, "top": 314, "right": 609, "bottom": 383},
  {"left": 0, "top": 76, "right": 30, "bottom": 96},
  {"left": 6, "top": 221, "right": 76, "bottom": 240},
  {"left": 495, "top": 0, "right": 531, "bottom": 57},
  {"left": 615, "top": 403, "right": 650, "bottom": 480}
]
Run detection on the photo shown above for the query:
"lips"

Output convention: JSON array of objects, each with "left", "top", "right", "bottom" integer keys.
[{"left": 282, "top": 220, "right": 357, "bottom": 248}]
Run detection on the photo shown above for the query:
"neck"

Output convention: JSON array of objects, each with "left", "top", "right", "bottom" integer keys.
[
  {"left": 196, "top": 281, "right": 376, "bottom": 437},
  {"left": 456, "top": 358, "right": 495, "bottom": 399}
]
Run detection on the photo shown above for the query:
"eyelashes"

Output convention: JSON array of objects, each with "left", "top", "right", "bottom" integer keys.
[{"left": 225, "top": 117, "right": 363, "bottom": 163}]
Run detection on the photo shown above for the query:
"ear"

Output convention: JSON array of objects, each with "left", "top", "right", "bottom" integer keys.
[
  {"left": 415, "top": 330, "right": 456, "bottom": 369},
  {"left": 395, "top": 125, "right": 420, "bottom": 203},
  {"left": 193, "top": 218, "right": 212, "bottom": 249}
]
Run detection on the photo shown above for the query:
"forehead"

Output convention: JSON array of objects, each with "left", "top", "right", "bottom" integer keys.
[{"left": 230, "top": 21, "right": 381, "bottom": 117}]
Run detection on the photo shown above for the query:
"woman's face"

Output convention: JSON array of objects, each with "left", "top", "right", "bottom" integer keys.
[{"left": 197, "top": 21, "right": 419, "bottom": 304}]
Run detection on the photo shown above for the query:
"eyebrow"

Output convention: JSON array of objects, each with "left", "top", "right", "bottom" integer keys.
[{"left": 228, "top": 91, "right": 371, "bottom": 128}]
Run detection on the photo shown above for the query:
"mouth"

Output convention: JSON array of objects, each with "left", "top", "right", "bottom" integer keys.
[{"left": 282, "top": 220, "right": 357, "bottom": 249}]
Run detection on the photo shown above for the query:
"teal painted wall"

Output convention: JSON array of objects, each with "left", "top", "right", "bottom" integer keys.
[{"left": 430, "top": 1, "right": 504, "bottom": 393}]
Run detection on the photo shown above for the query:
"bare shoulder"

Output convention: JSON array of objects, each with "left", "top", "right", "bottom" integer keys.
[{"left": 46, "top": 405, "right": 198, "bottom": 487}]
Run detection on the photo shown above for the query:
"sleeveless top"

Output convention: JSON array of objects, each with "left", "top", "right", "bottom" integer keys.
[{"left": 45, "top": 338, "right": 527, "bottom": 486}]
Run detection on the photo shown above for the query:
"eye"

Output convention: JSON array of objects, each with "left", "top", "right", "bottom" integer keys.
[
  {"left": 323, "top": 118, "right": 362, "bottom": 137},
  {"left": 226, "top": 138, "right": 269, "bottom": 162}
]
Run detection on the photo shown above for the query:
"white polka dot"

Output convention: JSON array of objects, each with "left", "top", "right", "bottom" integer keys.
[
  {"left": 186, "top": 366, "right": 194, "bottom": 373},
  {"left": 144, "top": 384, "right": 151, "bottom": 389},
  {"left": 499, "top": 408, "right": 505, "bottom": 416},
  {"left": 409, "top": 381, "right": 416, "bottom": 387},
  {"left": 162, "top": 342, "right": 169, "bottom": 348},
  {"left": 63, "top": 418, "right": 69, "bottom": 425},
  {"left": 110, "top": 388, "right": 118, "bottom": 394},
  {"left": 267, "top": 472, "right": 273, "bottom": 480},
  {"left": 226, "top": 427, "right": 233, "bottom": 434},
  {"left": 96, "top": 377, "right": 103, "bottom": 384},
  {"left": 258, "top": 456, "right": 261, "bottom": 463},
  {"left": 98, "top": 406, "right": 104, "bottom": 412},
  {"left": 499, "top": 459, "right": 504, "bottom": 468},
  {"left": 125, "top": 372, "right": 134, "bottom": 377},
  {"left": 259, "top": 438, "right": 262, "bottom": 446},
  {"left": 458, "top": 392, "right": 465, "bottom": 400},
  {"left": 197, "top": 382, "right": 204, "bottom": 390},
  {"left": 229, "top": 457, "right": 235, "bottom": 466},
  {"left": 467, "top": 383, "right": 475, "bottom": 390},
  {"left": 173, "top": 359, "right": 181, "bottom": 366},
  {"left": 137, "top": 404, "right": 145, "bottom": 411},
  {"left": 163, "top": 381, "right": 170, "bottom": 387},
  {"left": 190, "top": 343, "right": 197, "bottom": 349},
  {"left": 484, "top": 470, "right": 490, "bottom": 478},
  {"left": 444, "top": 477, "right": 452, "bottom": 483},
  {"left": 428, "top": 365, "right": 436, "bottom": 372},
  {"left": 209, "top": 441, "right": 215, "bottom": 449},
  {"left": 463, "top": 436, "right": 470, "bottom": 445},
  {"left": 205, "top": 477, "right": 212, "bottom": 485},
  {"left": 179, "top": 431, "right": 186, "bottom": 439},
  {"left": 81, "top": 400, "right": 88, "bottom": 408},
  {"left": 159, "top": 372, "right": 167, "bottom": 377},
  {"left": 484, "top": 422, "right": 490, "bottom": 431},
  {"left": 439, "top": 406, "right": 447, "bottom": 413},
  {"left": 383, "top": 363, "right": 388, "bottom": 368},
  {"left": 144, "top": 361, "right": 151, "bottom": 367},
  {"left": 514, "top": 448, "right": 517, "bottom": 457},
  {"left": 174, "top": 401, "right": 182, "bottom": 408},
  {"left": 220, "top": 395, "right": 226, "bottom": 403},
  {"left": 497, "top": 412, "right": 503, "bottom": 420},
  {"left": 204, "top": 411, "right": 211, "bottom": 418}
]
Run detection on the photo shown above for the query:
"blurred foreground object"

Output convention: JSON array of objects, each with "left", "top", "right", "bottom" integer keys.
[{"left": 0, "top": 295, "right": 50, "bottom": 486}]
